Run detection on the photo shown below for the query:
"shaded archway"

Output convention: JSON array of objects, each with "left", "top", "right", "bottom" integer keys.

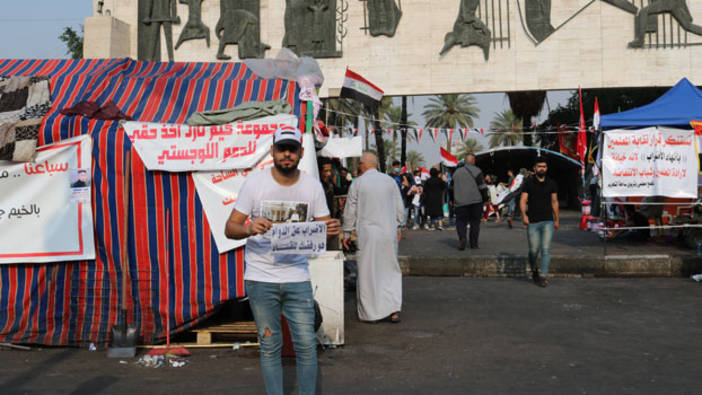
[{"left": 475, "top": 146, "right": 581, "bottom": 208}]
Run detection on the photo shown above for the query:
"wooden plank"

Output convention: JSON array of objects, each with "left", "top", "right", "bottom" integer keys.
[{"left": 138, "top": 342, "right": 260, "bottom": 349}]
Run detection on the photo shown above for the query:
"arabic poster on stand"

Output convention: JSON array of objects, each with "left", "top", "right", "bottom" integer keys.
[
  {"left": 0, "top": 134, "right": 96, "bottom": 263},
  {"left": 122, "top": 114, "right": 298, "bottom": 171},
  {"left": 191, "top": 134, "right": 319, "bottom": 254},
  {"left": 602, "top": 127, "right": 698, "bottom": 198}
]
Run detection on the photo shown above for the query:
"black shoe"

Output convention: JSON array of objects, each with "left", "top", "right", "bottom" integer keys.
[
  {"left": 508, "top": 218, "right": 513, "bottom": 229},
  {"left": 538, "top": 276, "right": 549, "bottom": 287},
  {"left": 458, "top": 239, "right": 466, "bottom": 251},
  {"left": 532, "top": 269, "right": 540, "bottom": 283}
]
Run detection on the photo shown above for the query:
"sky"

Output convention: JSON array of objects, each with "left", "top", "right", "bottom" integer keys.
[
  {"left": 0, "top": 1, "right": 92, "bottom": 59},
  {"left": 0, "top": 1, "right": 572, "bottom": 166}
]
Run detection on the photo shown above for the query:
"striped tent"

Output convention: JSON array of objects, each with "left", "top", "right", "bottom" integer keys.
[{"left": 0, "top": 58, "right": 304, "bottom": 346}]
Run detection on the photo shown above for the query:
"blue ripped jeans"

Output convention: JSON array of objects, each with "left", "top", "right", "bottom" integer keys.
[
  {"left": 527, "top": 221, "right": 554, "bottom": 275},
  {"left": 246, "top": 280, "right": 317, "bottom": 395}
]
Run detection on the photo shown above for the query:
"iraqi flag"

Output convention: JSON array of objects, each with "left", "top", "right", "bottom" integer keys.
[
  {"left": 440, "top": 147, "right": 458, "bottom": 167},
  {"left": 593, "top": 97, "right": 601, "bottom": 130},
  {"left": 340, "top": 68, "right": 384, "bottom": 109}
]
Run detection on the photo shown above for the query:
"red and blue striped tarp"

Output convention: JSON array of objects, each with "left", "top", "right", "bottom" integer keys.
[{"left": 0, "top": 58, "right": 304, "bottom": 346}]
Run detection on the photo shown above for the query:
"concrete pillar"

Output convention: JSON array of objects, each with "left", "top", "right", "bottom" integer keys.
[{"left": 84, "top": 16, "right": 131, "bottom": 59}]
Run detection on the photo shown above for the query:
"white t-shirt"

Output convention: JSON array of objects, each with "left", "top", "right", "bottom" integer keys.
[{"left": 234, "top": 168, "right": 329, "bottom": 283}]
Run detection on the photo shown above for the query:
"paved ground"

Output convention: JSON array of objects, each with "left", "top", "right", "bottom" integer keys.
[
  {"left": 399, "top": 210, "right": 696, "bottom": 258},
  {"left": 1, "top": 277, "right": 701, "bottom": 394}
]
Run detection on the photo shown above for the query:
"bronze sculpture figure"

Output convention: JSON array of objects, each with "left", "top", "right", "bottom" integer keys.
[
  {"left": 439, "top": 0, "right": 491, "bottom": 60},
  {"left": 367, "top": 0, "right": 402, "bottom": 37},
  {"left": 175, "top": 0, "right": 210, "bottom": 50},
  {"left": 283, "top": 0, "right": 341, "bottom": 58},
  {"left": 215, "top": 0, "right": 270, "bottom": 59},
  {"left": 628, "top": 0, "right": 702, "bottom": 48},
  {"left": 141, "top": 0, "right": 181, "bottom": 61}
]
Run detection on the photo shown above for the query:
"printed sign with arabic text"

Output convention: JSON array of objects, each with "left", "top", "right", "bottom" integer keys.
[
  {"left": 191, "top": 135, "right": 319, "bottom": 254},
  {"left": 269, "top": 222, "right": 327, "bottom": 255},
  {"left": 0, "top": 135, "right": 96, "bottom": 263},
  {"left": 603, "top": 127, "right": 698, "bottom": 198},
  {"left": 122, "top": 114, "right": 298, "bottom": 171}
]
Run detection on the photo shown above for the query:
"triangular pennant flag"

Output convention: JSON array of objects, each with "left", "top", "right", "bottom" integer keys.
[
  {"left": 387, "top": 128, "right": 393, "bottom": 135},
  {"left": 370, "top": 129, "right": 375, "bottom": 134},
  {"left": 458, "top": 128, "right": 466, "bottom": 141},
  {"left": 417, "top": 128, "right": 423, "bottom": 140},
  {"left": 431, "top": 128, "right": 439, "bottom": 142},
  {"left": 480, "top": 128, "right": 484, "bottom": 135},
  {"left": 447, "top": 128, "right": 454, "bottom": 142}
]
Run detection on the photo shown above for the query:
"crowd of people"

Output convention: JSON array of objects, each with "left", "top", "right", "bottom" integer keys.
[
  {"left": 317, "top": 157, "right": 532, "bottom": 234},
  {"left": 224, "top": 127, "right": 560, "bottom": 394}
]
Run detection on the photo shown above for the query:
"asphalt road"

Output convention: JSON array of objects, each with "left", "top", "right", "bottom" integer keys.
[{"left": 1, "top": 277, "right": 701, "bottom": 394}]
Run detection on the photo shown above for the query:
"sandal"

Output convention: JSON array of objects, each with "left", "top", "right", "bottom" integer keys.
[{"left": 389, "top": 312, "right": 401, "bottom": 323}]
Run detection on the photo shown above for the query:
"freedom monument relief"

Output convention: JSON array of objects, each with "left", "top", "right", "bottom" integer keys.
[{"left": 85, "top": 0, "right": 702, "bottom": 96}]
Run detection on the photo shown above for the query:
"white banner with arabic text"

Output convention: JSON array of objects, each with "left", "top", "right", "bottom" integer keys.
[
  {"left": 192, "top": 135, "right": 319, "bottom": 254},
  {"left": 123, "top": 114, "right": 298, "bottom": 171},
  {"left": 603, "top": 127, "right": 698, "bottom": 198},
  {"left": 0, "top": 135, "right": 95, "bottom": 263}
]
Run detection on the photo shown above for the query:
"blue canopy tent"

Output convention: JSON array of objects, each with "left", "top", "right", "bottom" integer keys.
[
  {"left": 600, "top": 78, "right": 702, "bottom": 128},
  {"left": 599, "top": 77, "right": 701, "bottom": 209}
]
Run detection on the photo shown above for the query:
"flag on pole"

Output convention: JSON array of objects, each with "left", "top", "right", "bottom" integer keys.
[
  {"left": 440, "top": 147, "right": 458, "bottom": 167},
  {"left": 593, "top": 97, "right": 601, "bottom": 130},
  {"left": 340, "top": 68, "right": 384, "bottom": 109},
  {"left": 577, "top": 87, "right": 587, "bottom": 166}
]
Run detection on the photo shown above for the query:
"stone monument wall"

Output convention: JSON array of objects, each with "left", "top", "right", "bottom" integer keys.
[{"left": 84, "top": 0, "right": 702, "bottom": 97}]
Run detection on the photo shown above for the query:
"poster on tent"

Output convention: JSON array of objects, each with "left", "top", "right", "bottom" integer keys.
[
  {"left": 191, "top": 135, "right": 319, "bottom": 254},
  {"left": 0, "top": 135, "right": 95, "bottom": 264},
  {"left": 602, "top": 127, "right": 698, "bottom": 198},
  {"left": 122, "top": 114, "right": 298, "bottom": 172}
]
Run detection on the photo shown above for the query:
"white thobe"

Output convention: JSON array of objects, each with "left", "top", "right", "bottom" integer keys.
[{"left": 343, "top": 169, "right": 404, "bottom": 321}]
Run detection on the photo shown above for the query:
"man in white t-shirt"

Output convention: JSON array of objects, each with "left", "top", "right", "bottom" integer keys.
[{"left": 225, "top": 125, "right": 340, "bottom": 395}]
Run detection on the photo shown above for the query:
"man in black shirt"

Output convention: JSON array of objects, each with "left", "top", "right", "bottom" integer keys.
[{"left": 519, "top": 158, "right": 559, "bottom": 287}]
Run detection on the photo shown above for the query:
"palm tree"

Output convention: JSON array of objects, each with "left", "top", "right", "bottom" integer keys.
[
  {"left": 368, "top": 138, "right": 398, "bottom": 170},
  {"left": 384, "top": 105, "right": 418, "bottom": 165},
  {"left": 506, "top": 91, "right": 546, "bottom": 146},
  {"left": 422, "top": 94, "right": 480, "bottom": 154},
  {"left": 454, "top": 138, "right": 485, "bottom": 159},
  {"left": 364, "top": 97, "right": 394, "bottom": 171},
  {"left": 324, "top": 98, "right": 362, "bottom": 136},
  {"left": 405, "top": 150, "right": 425, "bottom": 172},
  {"left": 488, "top": 110, "right": 523, "bottom": 148}
]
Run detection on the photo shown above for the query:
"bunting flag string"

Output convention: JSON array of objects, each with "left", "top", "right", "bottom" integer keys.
[{"left": 321, "top": 108, "right": 596, "bottom": 138}]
